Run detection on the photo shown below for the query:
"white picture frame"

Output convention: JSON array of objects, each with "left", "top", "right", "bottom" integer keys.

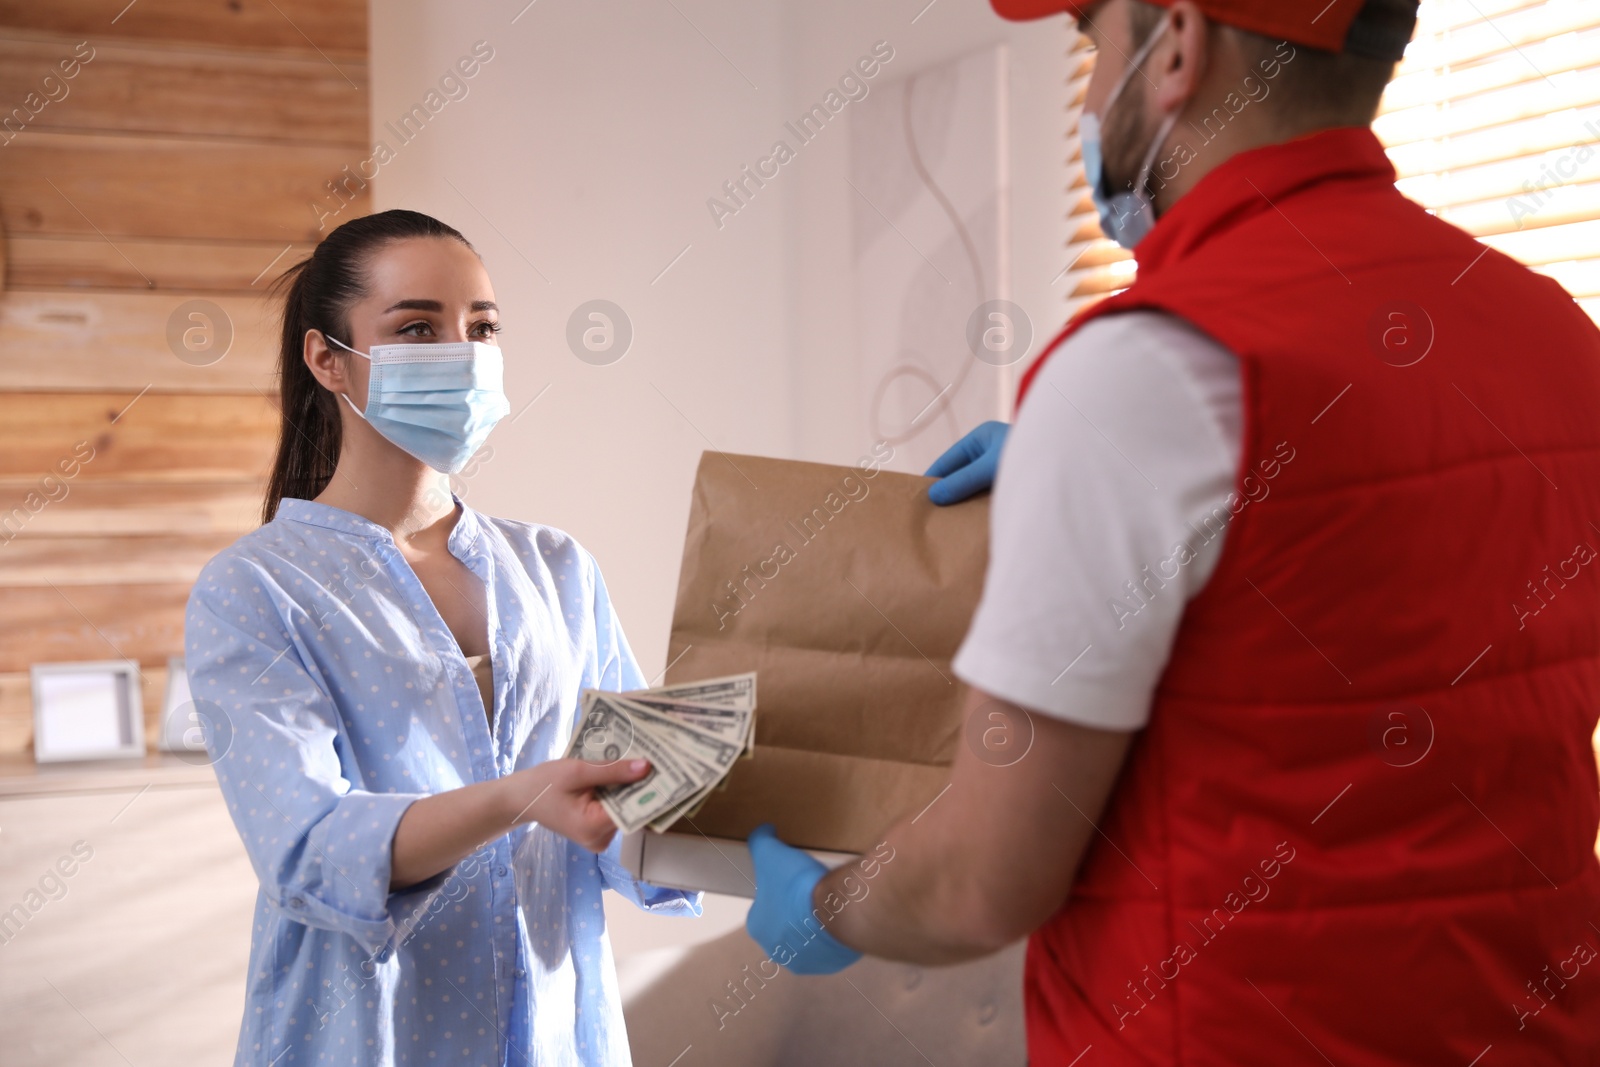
[
  {"left": 157, "top": 656, "right": 206, "bottom": 754},
  {"left": 31, "top": 660, "right": 146, "bottom": 763}
]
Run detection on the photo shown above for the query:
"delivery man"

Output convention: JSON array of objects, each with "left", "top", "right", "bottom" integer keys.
[{"left": 745, "top": 1, "right": 1600, "bottom": 1063}]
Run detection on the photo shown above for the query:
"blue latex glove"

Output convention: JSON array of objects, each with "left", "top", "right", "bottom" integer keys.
[
  {"left": 924, "top": 421, "right": 1010, "bottom": 505},
  {"left": 746, "top": 824, "right": 862, "bottom": 975}
]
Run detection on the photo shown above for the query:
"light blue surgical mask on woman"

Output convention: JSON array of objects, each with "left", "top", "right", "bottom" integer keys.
[
  {"left": 328, "top": 335, "right": 511, "bottom": 474},
  {"left": 1080, "top": 14, "right": 1180, "bottom": 250}
]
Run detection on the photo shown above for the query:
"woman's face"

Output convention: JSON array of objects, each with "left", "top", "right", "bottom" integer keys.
[{"left": 332, "top": 235, "right": 500, "bottom": 405}]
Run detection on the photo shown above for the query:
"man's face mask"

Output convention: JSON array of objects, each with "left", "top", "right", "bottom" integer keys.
[{"left": 1080, "top": 13, "right": 1180, "bottom": 250}]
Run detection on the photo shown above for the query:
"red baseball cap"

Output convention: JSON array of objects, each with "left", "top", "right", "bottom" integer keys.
[{"left": 992, "top": 0, "right": 1414, "bottom": 60}]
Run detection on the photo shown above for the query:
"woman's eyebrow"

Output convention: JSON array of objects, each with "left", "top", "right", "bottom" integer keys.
[{"left": 382, "top": 298, "right": 499, "bottom": 313}]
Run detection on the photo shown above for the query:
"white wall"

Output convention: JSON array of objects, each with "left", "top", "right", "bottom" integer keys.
[
  {"left": 371, "top": 0, "right": 1069, "bottom": 683},
  {"left": 369, "top": 0, "right": 793, "bottom": 684},
  {"left": 779, "top": 1, "right": 1072, "bottom": 471}
]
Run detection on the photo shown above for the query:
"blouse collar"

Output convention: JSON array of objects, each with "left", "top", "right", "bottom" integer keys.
[{"left": 276, "top": 493, "right": 483, "bottom": 557}]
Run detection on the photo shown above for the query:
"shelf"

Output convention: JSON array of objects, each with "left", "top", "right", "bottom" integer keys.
[{"left": 0, "top": 751, "right": 220, "bottom": 797}]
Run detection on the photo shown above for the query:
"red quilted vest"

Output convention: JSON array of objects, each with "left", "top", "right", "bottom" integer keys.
[{"left": 1018, "top": 127, "right": 1600, "bottom": 1065}]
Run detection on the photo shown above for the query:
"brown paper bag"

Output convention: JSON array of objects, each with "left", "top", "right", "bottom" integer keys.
[{"left": 659, "top": 451, "right": 989, "bottom": 854}]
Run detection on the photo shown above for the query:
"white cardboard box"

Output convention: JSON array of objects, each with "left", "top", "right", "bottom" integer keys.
[{"left": 620, "top": 830, "right": 857, "bottom": 899}]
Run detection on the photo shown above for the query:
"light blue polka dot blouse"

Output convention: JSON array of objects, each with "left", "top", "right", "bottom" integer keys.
[{"left": 183, "top": 495, "right": 701, "bottom": 1067}]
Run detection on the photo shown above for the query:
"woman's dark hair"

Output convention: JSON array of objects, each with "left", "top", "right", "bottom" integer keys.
[{"left": 262, "top": 209, "right": 475, "bottom": 523}]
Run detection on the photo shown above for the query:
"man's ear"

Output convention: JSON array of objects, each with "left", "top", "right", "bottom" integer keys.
[{"left": 1154, "top": 1, "right": 1211, "bottom": 114}]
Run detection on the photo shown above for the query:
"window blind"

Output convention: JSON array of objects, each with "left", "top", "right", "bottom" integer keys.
[
  {"left": 1061, "top": 25, "right": 1133, "bottom": 315},
  {"left": 1061, "top": 1, "right": 1600, "bottom": 325},
  {"left": 1377, "top": 0, "right": 1600, "bottom": 325}
]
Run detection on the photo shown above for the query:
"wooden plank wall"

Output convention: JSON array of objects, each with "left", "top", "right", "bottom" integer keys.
[{"left": 0, "top": 0, "right": 370, "bottom": 754}]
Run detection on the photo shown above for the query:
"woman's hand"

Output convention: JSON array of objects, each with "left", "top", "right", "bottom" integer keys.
[
  {"left": 501, "top": 757, "right": 651, "bottom": 853},
  {"left": 390, "top": 756, "right": 651, "bottom": 889}
]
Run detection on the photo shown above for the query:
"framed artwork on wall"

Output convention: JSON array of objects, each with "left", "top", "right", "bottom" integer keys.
[
  {"left": 30, "top": 660, "right": 146, "bottom": 764},
  {"left": 157, "top": 657, "right": 206, "bottom": 755}
]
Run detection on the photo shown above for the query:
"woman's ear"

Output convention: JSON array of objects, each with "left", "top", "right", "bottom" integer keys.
[
  {"left": 1154, "top": 1, "right": 1211, "bottom": 115},
  {"left": 303, "top": 329, "right": 345, "bottom": 392}
]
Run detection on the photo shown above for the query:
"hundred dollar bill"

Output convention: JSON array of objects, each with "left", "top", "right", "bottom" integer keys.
[
  {"left": 565, "top": 693, "right": 702, "bottom": 833},
  {"left": 646, "top": 787, "right": 712, "bottom": 833},
  {"left": 607, "top": 696, "right": 743, "bottom": 777},
  {"left": 645, "top": 764, "right": 727, "bottom": 832},
  {"left": 639, "top": 696, "right": 755, "bottom": 759},
  {"left": 577, "top": 672, "right": 760, "bottom": 832},
  {"left": 626, "top": 672, "right": 755, "bottom": 712},
  {"left": 636, "top": 707, "right": 754, "bottom": 831},
  {"left": 621, "top": 694, "right": 751, "bottom": 744},
  {"left": 646, "top": 758, "right": 746, "bottom": 831}
]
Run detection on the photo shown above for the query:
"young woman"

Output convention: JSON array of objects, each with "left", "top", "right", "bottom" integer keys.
[{"left": 184, "top": 209, "right": 699, "bottom": 1066}]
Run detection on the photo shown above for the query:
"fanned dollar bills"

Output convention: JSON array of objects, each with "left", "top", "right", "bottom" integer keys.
[{"left": 563, "top": 672, "right": 756, "bottom": 834}]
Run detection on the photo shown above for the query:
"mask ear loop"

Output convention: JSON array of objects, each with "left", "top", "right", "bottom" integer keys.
[
  {"left": 324, "top": 333, "right": 373, "bottom": 421},
  {"left": 1099, "top": 13, "right": 1181, "bottom": 227},
  {"left": 1135, "top": 111, "right": 1181, "bottom": 202},
  {"left": 1099, "top": 12, "right": 1173, "bottom": 123}
]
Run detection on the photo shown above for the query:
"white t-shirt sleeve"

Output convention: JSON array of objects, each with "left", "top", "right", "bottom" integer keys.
[{"left": 951, "top": 310, "right": 1242, "bottom": 731}]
